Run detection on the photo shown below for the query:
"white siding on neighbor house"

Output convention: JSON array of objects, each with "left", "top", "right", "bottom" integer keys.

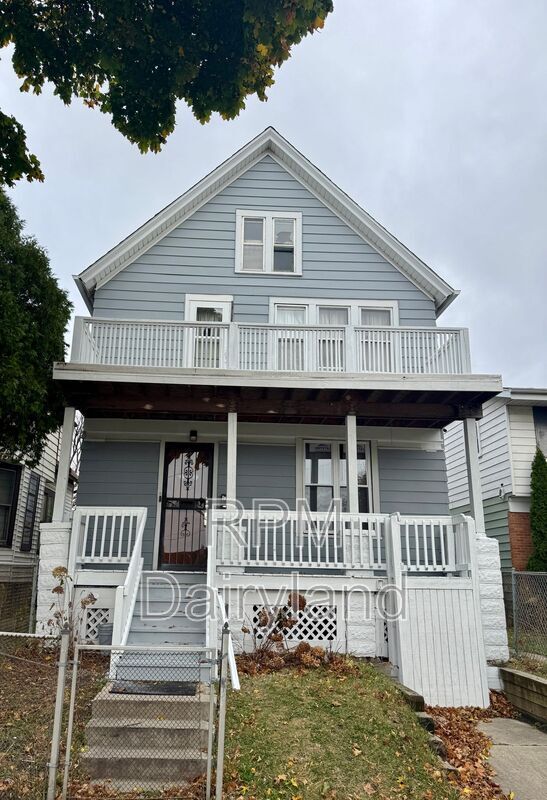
[
  {"left": 0, "top": 431, "right": 63, "bottom": 583},
  {"left": 507, "top": 405, "right": 537, "bottom": 497},
  {"left": 93, "top": 156, "right": 437, "bottom": 326},
  {"left": 445, "top": 398, "right": 512, "bottom": 508}
]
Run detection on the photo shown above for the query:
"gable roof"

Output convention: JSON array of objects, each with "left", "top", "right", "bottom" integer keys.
[{"left": 76, "top": 127, "right": 459, "bottom": 315}]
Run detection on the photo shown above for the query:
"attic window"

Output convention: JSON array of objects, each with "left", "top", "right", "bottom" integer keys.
[{"left": 236, "top": 210, "right": 302, "bottom": 275}]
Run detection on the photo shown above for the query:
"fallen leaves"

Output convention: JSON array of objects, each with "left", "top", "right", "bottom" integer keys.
[{"left": 426, "top": 691, "right": 518, "bottom": 800}]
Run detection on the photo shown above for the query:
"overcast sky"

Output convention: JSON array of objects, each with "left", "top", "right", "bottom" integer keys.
[{"left": 1, "top": 0, "right": 546, "bottom": 385}]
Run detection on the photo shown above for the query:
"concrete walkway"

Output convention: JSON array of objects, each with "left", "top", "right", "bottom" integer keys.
[{"left": 478, "top": 718, "right": 547, "bottom": 800}]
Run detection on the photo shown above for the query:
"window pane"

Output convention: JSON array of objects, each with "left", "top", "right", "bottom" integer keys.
[
  {"left": 305, "top": 443, "right": 333, "bottom": 484},
  {"left": 276, "top": 305, "right": 306, "bottom": 325},
  {"left": 273, "top": 248, "right": 295, "bottom": 272},
  {"left": 244, "top": 217, "right": 264, "bottom": 243},
  {"left": 274, "top": 218, "right": 294, "bottom": 245},
  {"left": 340, "top": 484, "right": 369, "bottom": 513},
  {"left": 318, "top": 306, "right": 349, "bottom": 325},
  {"left": 242, "top": 243, "right": 264, "bottom": 271},
  {"left": 0, "top": 507, "right": 9, "bottom": 542},
  {"left": 306, "top": 485, "right": 334, "bottom": 512},
  {"left": 196, "top": 307, "right": 223, "bottom": 322},
  {"left": 273, "top": 218, "right": 295, "bottom": 273},
  {"left": 0, "top": 468, "right": 16, "bottom": 505},
  {"left": 361, "top": 308, "right": 392, "bottom": 326},
  {"left": 339, "top": 443, "right": 368, "bottom": 486}
]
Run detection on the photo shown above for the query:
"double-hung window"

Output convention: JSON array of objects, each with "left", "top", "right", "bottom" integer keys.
[
  {"left": 0, "top": 463, "right": 21, "bottom": 548},
  {"left": 235, "top": 211, "right": 302, "bottom": 275},
  {"left": 304, "top": 442, "right": 370, "bottom": 513}
]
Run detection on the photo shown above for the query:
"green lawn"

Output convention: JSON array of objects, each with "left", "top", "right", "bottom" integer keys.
[{"left": 224, "top": 662, "right": 458, "bottom": 800}]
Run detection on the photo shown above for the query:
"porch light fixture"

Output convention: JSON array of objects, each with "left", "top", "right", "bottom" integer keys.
[
  {"left": 215, "top": 402, "right": 226, "bottom": 408},
  {"left": 189, "top": 430, "right": 198, "bottom": 442},
  {"left": 143, "top": 403, "right": 154, "bottom": 410}
]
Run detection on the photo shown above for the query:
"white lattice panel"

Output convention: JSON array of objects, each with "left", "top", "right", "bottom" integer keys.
[
  {"left": 84, "top": 607, "right": 111, "bottom": 643},
  {"left": 252, "top": 604, "right": 337, "bottom": 642}
]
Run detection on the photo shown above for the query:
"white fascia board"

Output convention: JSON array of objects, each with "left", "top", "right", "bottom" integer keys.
[
  {"left": 503, "top": 387, "right": 547, "bottom": 406},
  {"left": 52, "top": 361, "right": 503, "bottom": 394},
  {"left": 76, "top": 127, "right": 457, "bottom": 314}
]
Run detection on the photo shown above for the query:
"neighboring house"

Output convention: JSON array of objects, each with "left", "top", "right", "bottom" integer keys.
[
  {"left": 37, "top": 128, "right": 508, "bottom": 708},
  {"left": 0, "top": 431, "right": 75, "bottom": 631},
  {"left": 445, "top": 388, "right": 547, "bottom": 608}
]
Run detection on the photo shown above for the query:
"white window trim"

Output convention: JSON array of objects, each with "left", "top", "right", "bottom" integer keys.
[
  {"left": 269, "top": 297, "right": 399, "bottom": 326},
  {"left": 296, "top": 438, "right": 376, "bottom": 512},
  {"left": 185, "top": 294, "right": 233, "bottom": 322},
  {"left": 235, "top": 210, "right": 302, "bottom": 276}
]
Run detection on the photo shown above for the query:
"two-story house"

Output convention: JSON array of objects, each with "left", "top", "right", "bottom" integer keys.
[
  {"left": 446, "top": 387, "right": 547, "bottom": 610},
  {"left": 37, "top": 129, "right": 508, "bottom": 708}
]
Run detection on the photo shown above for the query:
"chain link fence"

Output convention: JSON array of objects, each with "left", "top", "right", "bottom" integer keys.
[
  {"left": 0, "top": 627, "right": 233, "bottom": 800},
  {"left": 64, "top": 644, "right": 218, "bottom": 799},
  {"left": 0, "top": 632, "right": 60, "bottom": 799},
  {"left": 512, "top": 570, "right": 547, "bottom": 662}
]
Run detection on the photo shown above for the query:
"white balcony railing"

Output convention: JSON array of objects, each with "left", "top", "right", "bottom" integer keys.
[{"left": 71, "top": 317, "right": 472, "bottom": 375}]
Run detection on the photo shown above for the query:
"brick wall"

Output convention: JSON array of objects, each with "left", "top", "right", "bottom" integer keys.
[{"left": 508, "top": 511, "right": 533, "bottom": 570}]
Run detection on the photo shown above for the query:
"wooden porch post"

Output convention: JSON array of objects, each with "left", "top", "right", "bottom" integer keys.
[
  {"left": 52, "top": 406, "right": 76, "bottom": 522},
  {"left": 462, "top": 416, "right": 486, "bottom": 536},
  {"left": 345, "top": 413, "right": 359, "bottom": 513},
  {"left": 226, "top": 410, "right": 237, "bottom": 502}
]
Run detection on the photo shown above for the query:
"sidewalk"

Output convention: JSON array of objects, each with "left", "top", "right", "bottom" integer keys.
[{"left": 478, "top": 718, "right": 547, "bottom": 800}]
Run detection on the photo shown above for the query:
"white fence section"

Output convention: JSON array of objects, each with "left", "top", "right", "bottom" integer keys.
[
  {"left": 395, "top": 576, "right": 489, "bottom": 706},
  {"left": 72, "top": 317, "right": 472, "bottom": 376},
  {"left": 388, "top": 513, "right": 489, "bottom": 707}
]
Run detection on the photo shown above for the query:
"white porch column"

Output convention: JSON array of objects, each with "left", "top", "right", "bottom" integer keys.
[
  {"left": 52, "top": 406, "right": 76, "bottom": 522},
  {"left": 345, "top": 413, "right": 359, "bottom": 513},
  {"left": 463, "top": 416, "right": 486, "bottom": 536},
  {"left": 226, "top": 411, "right": 238, "bottom": 502}
]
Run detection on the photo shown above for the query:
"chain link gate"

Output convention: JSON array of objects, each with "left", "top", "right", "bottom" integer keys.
[
  {"left": 512, "top": 570, "right": 547, "bottom": 662},
  {"left": 60, "top": 633, "right": 230, "bottom": 800},
  {"left": 0, "top": 632, "right": 60, "bottom": 799}
]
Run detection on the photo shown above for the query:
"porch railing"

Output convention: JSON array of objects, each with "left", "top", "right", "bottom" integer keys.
[
  {"left": 71, "top": 317, "right": 472, "bottom": 375},
  {"left": 69, "top": 506, "right": 148, "bottom": 569},
  {"left": 211, "top": 510, "right": 473, "bottom": 574}
]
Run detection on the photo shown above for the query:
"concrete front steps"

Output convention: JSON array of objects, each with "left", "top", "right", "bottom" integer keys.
[
  {"left": 82, "top": 572, "right": 213, "bottom": 790},
  {"left": 82, "top": 684, "right": 212, "bottom": 791}
]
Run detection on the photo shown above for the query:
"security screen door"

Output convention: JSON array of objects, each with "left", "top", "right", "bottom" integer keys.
[{"left": 159, "top": 443, "right": 214, "bottom": 570}]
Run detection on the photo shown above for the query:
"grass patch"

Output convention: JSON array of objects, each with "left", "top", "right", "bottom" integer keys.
[{"left": 224, "top": 661, "right": 458, "bottom": 800}]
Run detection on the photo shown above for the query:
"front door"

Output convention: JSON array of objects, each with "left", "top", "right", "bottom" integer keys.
[{"left": 159, "top": 443, "right": 214, "bottom": 570}]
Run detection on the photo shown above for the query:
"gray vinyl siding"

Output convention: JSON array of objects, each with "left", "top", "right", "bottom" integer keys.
[
  {"left": 378, "top": 449, "right": 449, "bottom": 515},
  {"left": 445, "top": 398, "right": 513, "bottom": 507},
  {"left": 76, "top": 441, "right": 160, "bottom": 569},
  {"left": 94, "top": 156, "right": 436, "bottom": 326},
  {"left": 217, "top": 444, "right": 296, "bottom": 510}
]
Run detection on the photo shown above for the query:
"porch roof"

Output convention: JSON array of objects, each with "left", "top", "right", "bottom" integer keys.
[{"left": 56, "top": 369, "right": 501, "bottom": 428}]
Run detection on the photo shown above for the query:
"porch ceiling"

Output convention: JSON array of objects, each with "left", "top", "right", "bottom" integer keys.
[{"left": 58, "top": 379, "right": 498, "bottom": 428}]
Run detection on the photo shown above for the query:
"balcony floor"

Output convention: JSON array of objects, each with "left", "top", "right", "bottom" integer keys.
[{"left": 53, "top": 368, "right": 499, "bottom": 427}]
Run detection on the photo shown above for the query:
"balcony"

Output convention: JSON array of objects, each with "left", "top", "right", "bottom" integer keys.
[{"left": 72, "top": 317, "right": 472, "bottom": 376}]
